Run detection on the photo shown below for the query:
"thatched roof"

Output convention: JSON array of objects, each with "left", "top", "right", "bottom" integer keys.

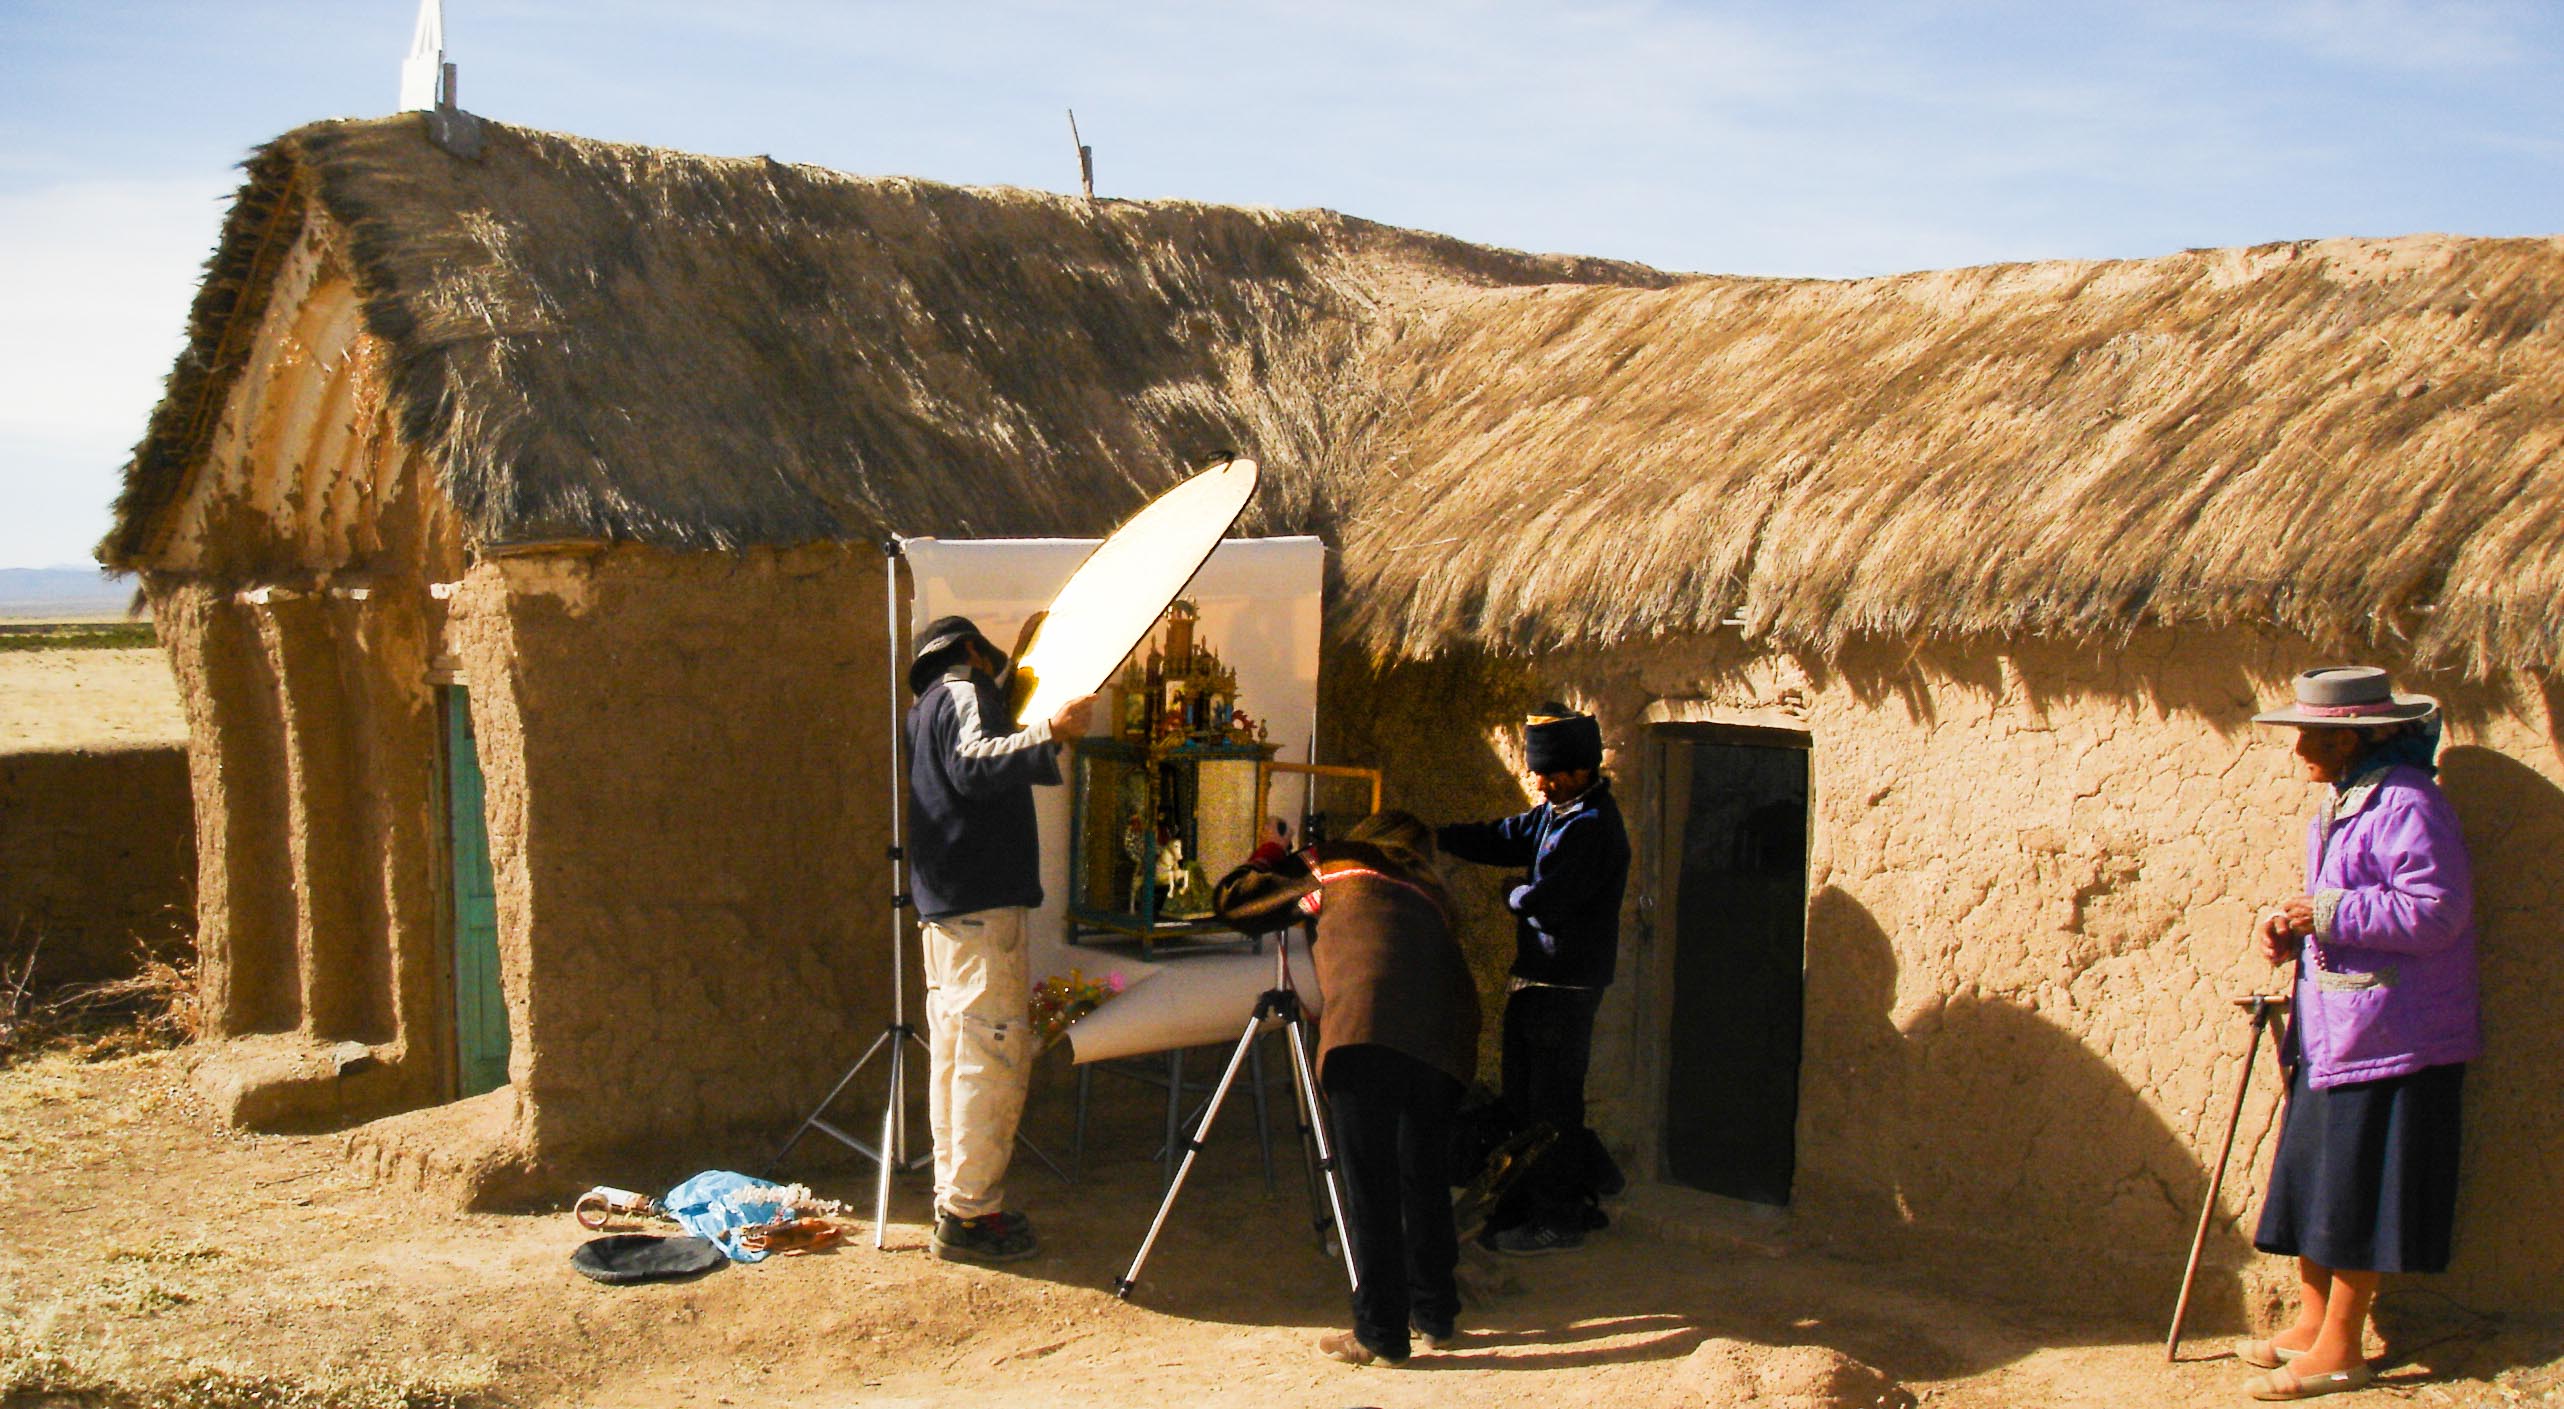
[
  {"left": 109, "top": 115, "right": 2564, "bottom": 677},
  {"left": 1341, "top": 238, "right": 2564, "bottom": 678},
  {"left": 104, "top": 114, "right": 1660, "bottom": 568}
]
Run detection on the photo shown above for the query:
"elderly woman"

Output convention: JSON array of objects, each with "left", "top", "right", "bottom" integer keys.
[
  {"left": 2242, "top": 666, "right": 2481, "bottom": 1402},
  {"left": 1214, "top": 810, "right": 1481, "bottom": 1368}
]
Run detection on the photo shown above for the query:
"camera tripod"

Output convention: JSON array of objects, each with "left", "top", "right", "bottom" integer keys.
[{"left": 1113, "top": 941, "right": 1360, "bottom": 1299}]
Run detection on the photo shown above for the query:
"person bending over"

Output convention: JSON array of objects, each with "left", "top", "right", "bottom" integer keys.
[{"left": 1216, "top": 810, "right": 1480, "bottom": 1367}]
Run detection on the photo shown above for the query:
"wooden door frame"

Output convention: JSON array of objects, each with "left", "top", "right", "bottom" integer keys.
[{"left": 1631, "top": 720, "right": 1813, "bottom": 1198}]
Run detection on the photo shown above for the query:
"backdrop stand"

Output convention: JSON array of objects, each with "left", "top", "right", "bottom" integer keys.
[{"left": 771, "top": 541, "right": 935, "bottom": 1248}]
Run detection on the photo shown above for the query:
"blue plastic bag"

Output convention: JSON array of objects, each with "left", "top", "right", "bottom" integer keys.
[{"left": 661, "top": 1170, "right": 797, "bottom": 1263}]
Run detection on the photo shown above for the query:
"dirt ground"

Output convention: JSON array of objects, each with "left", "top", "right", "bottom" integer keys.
[
  {"left": 3, "top": 650, "right": 2558, "bottom": 1408},
  {"left": 1, "top": 1049, "right": 2557, "bottom": 1409},
  {"left": 0, "top": 647, "right": 186, "bottom": 751}
]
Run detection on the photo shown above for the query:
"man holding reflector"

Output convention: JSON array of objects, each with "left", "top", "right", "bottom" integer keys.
[
  {"left": 905, "top": 616, "right": 1094, "bottom": 1263},
  {"left": 904, "top": 455, "right": 1260, "bottom": 1263}
]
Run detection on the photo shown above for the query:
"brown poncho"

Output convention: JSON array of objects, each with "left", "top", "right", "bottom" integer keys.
[{"left": 1213, "top": 840, "right": 1480, "bottom": 1087}]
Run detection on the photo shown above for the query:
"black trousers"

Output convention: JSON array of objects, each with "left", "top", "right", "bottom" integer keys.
[
  {"left": 1498, "top": 982, "right": 1602, "bottom": 1228},
  {"left": 1321, "top": 1044, "right": 1463, "bottom": 1358}
]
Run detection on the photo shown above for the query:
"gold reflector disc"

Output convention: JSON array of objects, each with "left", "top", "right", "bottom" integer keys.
[{"left": 1009, "top": 457, "right": 1261, "bottom": 726}]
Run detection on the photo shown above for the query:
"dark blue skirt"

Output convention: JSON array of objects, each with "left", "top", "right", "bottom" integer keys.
[{"left": 2253, "top": 1059, "right": 2465, "bottom": 1274}]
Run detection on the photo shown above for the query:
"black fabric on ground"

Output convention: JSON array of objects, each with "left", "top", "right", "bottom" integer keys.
[
  {"left": 570, "top": 1234, "right": 727, "bottom": 1284},
  {"left": 2254, "top": 1060, "right": 2465, "bottom": 1274}
]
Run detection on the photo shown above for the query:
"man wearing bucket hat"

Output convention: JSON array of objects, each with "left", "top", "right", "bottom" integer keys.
[
  {"left": 2237, "top": 666, "right": 2480, "bottom": 1402},
  {"left": 904, "top": 614, "right": 1094, "bottom": 1264},
  {"left": 1439, "top": 703, "right": 1631, "bottom": 1255}
]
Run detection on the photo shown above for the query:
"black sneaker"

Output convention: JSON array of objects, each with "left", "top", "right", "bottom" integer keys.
[
  {"left": 932, "top": 1210, "right": 1039, "bottom": 1263},
  {"left": 1484, "top": 1221, "right": 1585, "bottom": 1257}
]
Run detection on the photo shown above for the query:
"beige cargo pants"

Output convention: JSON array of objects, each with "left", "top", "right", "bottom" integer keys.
[{"left": 920, "top": 906, "right": 1033, "bottom": 1220}]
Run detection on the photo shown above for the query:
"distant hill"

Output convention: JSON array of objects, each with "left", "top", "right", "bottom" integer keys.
[{"left": 0, "top": 566, "right": 139, "bottom": 621}]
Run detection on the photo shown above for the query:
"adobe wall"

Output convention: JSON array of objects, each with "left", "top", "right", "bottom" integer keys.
[
  {"left": 0, "top": 746, "right": 194, "bottom": 987},
  {"left": 1328, "top": 625, "right": 2564, "bottom": 1323},
  {"left": 438, "top": 546, "right": 898, "bottom": 1181},
  {"left": 149, "top": 578, "right": 450, "bottom": 1127}
]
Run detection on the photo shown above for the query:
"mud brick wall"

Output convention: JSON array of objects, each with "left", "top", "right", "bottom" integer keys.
[
  {"left": 0, "top": 745, "right": 195, "bottom": 987},
  {"left": 451, "top": 547, "right": 897, "bottom": 1167},
  {"left": 147, "top": 578, "right": 451, "bottom": 1120},
  {"left": 1329, "top": 625, "right": 2564, "bottom": 1320}
]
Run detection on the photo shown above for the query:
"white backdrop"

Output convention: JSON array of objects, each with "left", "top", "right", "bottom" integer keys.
[{"left": 902, "top": 536, "right": 1325, "bottom": 1058}]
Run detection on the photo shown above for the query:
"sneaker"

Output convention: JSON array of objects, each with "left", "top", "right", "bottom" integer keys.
[
  {"left": 931, "top": 1210, "right": 1039, "bottom": 1264},
  {"left": 1484, "top": 1221, "right": 1585, "bottom": 1257},
  {"left": 1316, "top": 1329, "right": 1406, "bottom": 1366},
  {"left": 1412, "top": 1322, "right": 1461, "bottom": 1352}
]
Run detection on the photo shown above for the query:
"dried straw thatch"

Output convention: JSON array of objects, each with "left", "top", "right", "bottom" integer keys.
[
  {"left": 102, "top": 115, "right": 1654, "bottom": 568},
  {"left": 108, "top": 115, "right": 2564, "bottom": 677},
  {"left": 1341, "top": 239, "right": 2564, "bottom": 677}
]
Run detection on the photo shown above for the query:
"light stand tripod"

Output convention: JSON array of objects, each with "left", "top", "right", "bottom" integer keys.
[
  {"left": 772, "top": 540, "right": 933, "bottom": 1249},
  {"left": 1113, "top": 939, "right": 1360, "bottom": 1299}
]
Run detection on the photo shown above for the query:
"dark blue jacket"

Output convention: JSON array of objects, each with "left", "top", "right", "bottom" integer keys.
[
  {"left": 906, "top": 665, "right": 1062, "bottom": 921},
  {"left": 1438, "top": 779, "right": 1630, "bottom": 988}
]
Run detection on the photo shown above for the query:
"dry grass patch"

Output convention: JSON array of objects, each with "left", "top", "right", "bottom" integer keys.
[
  {"left": 0, "top": 939, "right": 199, "bottom": 1069},
  {"left": 0, "top": 1313, "right": 497, "bottom": 1409}
]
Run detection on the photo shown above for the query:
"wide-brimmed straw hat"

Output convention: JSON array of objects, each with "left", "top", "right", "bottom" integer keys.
[{"left": 2251, "top": 666, "right": 2437, "bottom": 728}]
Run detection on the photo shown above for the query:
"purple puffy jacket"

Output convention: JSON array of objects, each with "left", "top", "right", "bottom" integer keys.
[{"left": 2283, "top": 762, "right": 2484, "bottom": 1088}]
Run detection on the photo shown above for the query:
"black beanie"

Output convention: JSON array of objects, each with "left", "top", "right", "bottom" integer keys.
[{"left": 1524, "top": 703, "right": 1602, "bottom": 773}]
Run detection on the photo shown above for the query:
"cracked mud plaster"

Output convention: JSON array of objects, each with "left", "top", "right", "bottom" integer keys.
[{"left": 1336, "top": 621, "right": 2564, "bottom": 1315}]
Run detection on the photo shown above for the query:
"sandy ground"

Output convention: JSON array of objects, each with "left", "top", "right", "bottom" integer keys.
[
  {"left": 0, "top": 646, "right": 186, "bottom": 750},
  {"left": 2, "top": 1049, "right": 2558, "bottom": 1409},
  {"left": 2, "top": 650, "right": 2556, "bottom": 1407}
]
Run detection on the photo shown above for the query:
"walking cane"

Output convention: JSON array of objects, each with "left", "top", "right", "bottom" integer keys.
[{"left": 2165, "top": 992, "right": 2289, "bottom": 1361}]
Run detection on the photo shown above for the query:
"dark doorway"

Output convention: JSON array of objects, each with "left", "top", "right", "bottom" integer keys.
[{"left": 1658, "top": 726, "right": 1808, "bottom": 1205}]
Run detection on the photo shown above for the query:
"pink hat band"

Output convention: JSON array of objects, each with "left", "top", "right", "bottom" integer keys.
[{"left": 2251, "top": 664, "right": 2438, "bottom": 727}]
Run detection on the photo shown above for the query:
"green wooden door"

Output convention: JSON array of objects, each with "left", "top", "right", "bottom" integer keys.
[{"left": 444, "top": 686, "right": 509, "bottom": 1096}]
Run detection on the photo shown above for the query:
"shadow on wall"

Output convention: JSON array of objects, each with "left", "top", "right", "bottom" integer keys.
[
  {"left": 1798, "top": 885, "right": 2253, "bottom": 1331},
  {"left": 2430, "top": 744, "right": 2564, "bottom": 1314}
]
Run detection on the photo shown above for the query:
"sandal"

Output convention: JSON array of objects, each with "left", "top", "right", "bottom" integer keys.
[
  {"left": 2246, "top": 1363, "right": 2374, "bottom": 1400},
  {"left": 2235, "top": 1338, "right": 2305, "bottom": 1370},
  {"left": 1316, "top": 1329, "right": 1406, "bottom": 1367}
]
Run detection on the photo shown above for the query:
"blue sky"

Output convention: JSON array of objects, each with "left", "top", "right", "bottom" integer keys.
[{"left": 2, "top": 0, "right": 2559, "bottom": 568}]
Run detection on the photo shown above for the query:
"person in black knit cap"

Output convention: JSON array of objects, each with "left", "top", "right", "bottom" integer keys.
[{"left": 1439, "top": 703, "right": 1631, "bottom": 1255}]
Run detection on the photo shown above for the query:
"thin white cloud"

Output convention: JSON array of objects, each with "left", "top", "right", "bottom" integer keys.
[{"left": 2225, "top": 0, "right": 2540, "bottom": 75}]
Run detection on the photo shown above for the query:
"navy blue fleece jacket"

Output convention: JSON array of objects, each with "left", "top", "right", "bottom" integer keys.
[
  {"left": 906, "top": 665, "right": 1062, "bottom": 921},
  {"left": 1437, "top": 779, "right": 1630, "bottom": 988}
]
